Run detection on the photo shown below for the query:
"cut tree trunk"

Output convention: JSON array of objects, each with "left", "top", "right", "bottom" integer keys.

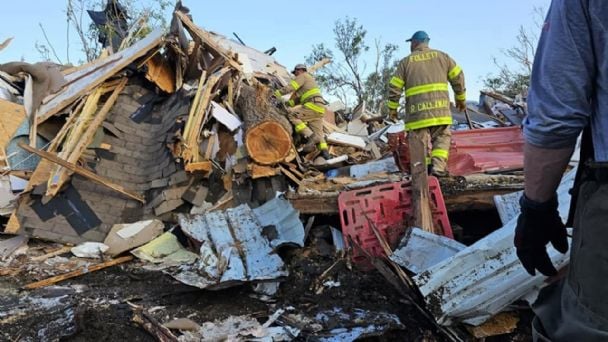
[{"left": 236, "top": 82, "right": 293, "bottom": 165}]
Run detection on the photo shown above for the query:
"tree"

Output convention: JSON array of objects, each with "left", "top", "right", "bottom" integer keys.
[
  {"left": 363, "top": 41, "right": 398, "bottom": 114},
  {"left": 306, "top": 17, "right": 398, "bottom": 113},
  {"left": 36, "top": 0, "right": 170, "bottom": 64},
  {"left": 483, "top": 7, "right": 545, "bottom": 98}
]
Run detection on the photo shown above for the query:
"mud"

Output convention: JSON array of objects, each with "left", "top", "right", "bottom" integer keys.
[{"left": 0, "top": 226, "right": 533, "bottom": 341}]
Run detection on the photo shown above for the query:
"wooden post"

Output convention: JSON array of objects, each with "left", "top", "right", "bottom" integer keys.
[{"left": 407, "top": 131, "right": 435, "bottom": 234}]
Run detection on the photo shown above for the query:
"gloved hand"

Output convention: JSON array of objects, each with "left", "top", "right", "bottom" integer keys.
[
  {"left": 455, "top": 99, "right": 467, "bottom": 112},
  {"left": 388, "top": 109, "right": 398, "bottom": 121},
  {"left": 274, "top": 89, "right": 284, "bottom": 101},
  {"left": 514, "top": 194, "right": 569, "bottom": 276}
]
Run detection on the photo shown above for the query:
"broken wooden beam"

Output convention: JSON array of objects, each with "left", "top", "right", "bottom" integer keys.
[
  {"left": 47, "top": 78, "right": 128, "bottom": 198},
  {"left": 408, "top": 133, "right": 435, "bottom": 234},
  {"left": 131, "top": 304, "right": 179, "bottom": 342},
  {"left": 37, "top": 29, "right": 163, "bottom": 123},
  {"left": 18, "top": 143, "right": 145, "bottom": 203},
  {"left": 175, "top": 11, "right": 242, "bottom": 72},
  {"left": 23, "top": 255, "right": 134, "bottom": 290},
  {"left": 308, "top": 57, "right": 331, "bottom": 74},
  {"left": 30, "top": 246, "right": 72, "bottom": 262}
]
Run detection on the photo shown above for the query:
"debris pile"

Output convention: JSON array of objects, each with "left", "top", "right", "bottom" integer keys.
[{"left": 0, "top": 1, "right": 553, "bottom": 341}]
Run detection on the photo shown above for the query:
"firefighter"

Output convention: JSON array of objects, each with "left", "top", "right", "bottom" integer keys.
[
  {"left": 387, "top": 31, "right": 466, "bottom": 176},
  {"left": 274, "top": 64, "right": 330, "bottom": 160},
  {"left": 514, "top": 1, "right": 608, "bottom": 340}
]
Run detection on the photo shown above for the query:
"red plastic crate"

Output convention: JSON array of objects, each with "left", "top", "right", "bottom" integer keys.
[{"left": 338, "top": 177, "right": 452, "bottom": 266}]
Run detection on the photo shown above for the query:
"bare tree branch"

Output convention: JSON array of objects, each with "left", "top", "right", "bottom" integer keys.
[{"left": 38, "top": 23, "right": 63, "bottom": 64}]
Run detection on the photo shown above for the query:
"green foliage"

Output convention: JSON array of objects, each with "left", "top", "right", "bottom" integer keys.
[
  {"left": 483, "top": 7, "right": 544, "bottom": 98},
  {"left": 306, "top": 17, "right": 398, "bottom": 113},
  {"left": 37, "top": 0, "right": 171, "bottom": 64},
  {"left": 483, "top": 73, "right": 530, "bottom": 98}
]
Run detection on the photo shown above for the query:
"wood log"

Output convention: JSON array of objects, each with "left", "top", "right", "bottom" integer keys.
[
  {"left": 246, "top": 121, "right": 292, "bottom": 165},
  {"left": 236, "top": 82, "right": 293, "bottom": 165}
]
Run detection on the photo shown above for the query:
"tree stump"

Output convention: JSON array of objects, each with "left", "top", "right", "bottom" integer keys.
[
  {"left": 245, "top": 121, "right": 292, "bottom": 165},
  {"left": 236, "top": 82, "right": 293, "bottom": 165}
]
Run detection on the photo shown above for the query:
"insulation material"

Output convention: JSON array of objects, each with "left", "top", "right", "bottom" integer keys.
[{"left": 210, "top": 101, "right": 241, "bottom": 132}]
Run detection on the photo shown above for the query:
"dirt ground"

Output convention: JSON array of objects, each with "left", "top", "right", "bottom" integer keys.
[{"left": 0, "top": 219, "right": 533, "bottom": 342}]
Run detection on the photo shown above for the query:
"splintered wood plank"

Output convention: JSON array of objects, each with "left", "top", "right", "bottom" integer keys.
[
  {"left": 4, "top": 211, "right": 21, "bottom": 234},
  {"left": 0, "top": 99, "right": 26, "bottom": 167},
  {"left": 249, "top": 163, "right": 279, "bottom": 179},
  {"left": 36, "top": 29, "right": 163, "bottom": 123},
  {"left": 23, "top": 255, "right": 133, "bottom": 290},
  {"left": 24, "top": 159, "right": 55, "bottom": 191},
  {"left": 176, "top": 11, "right": 242, "bottom": 72},
  {"left": 466, "top": 312, "right": 519, "bottom": 338},
  {"left": 182, "top": 68, "right": 230, "bottom": 164},
  {"left": 46, "top": 78, "right": 128, "bottom": 198},
  {"left": 18, "top": 143, "right": 145, "bottom": 203},
  {"left": 184, "top": 161, "right": 213, "bottom": 174},
  {"left": 0, "top": 99, "right": 26, "bottom": 148},
  {"left": 278, "top": 165, "right": 302, "bottom": 188},
  {"left": 0, "top": 37, "right": 13, "bottom": 53},
  {"left": 408, "top": 133, "right": 435, "bottom": 234},
  {"left": 47, "top": 98, "right": 85, "bottom": 153},
  {"left": 145, "top": 54, "right": 176, "bottom": 93},
  {"left": 308, "top": 57, "right": 332, "bottom": 73}
]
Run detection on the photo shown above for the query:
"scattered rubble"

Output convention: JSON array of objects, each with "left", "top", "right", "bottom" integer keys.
[{"left": 0, "top": 0, "right": 552, "bottom": 340}]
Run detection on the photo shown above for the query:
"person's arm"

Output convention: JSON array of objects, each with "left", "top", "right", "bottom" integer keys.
[
  {"left": 386, "top": 60, "right": 406, "bottom": 119},
  {"left": 523, "top": 1, "right": 595, "bottom": 198},
  {"left": 515, "top": 1, "right": 595, "bottom": 276},
  {"left": 274, "top": 73, "right": 305, "bottom": 100},
  {"left": 524, "top": 144, "right": 574, "bottom": 202},
  {"left": 446, "top": 55, "right": 466, "bottom": 108}
]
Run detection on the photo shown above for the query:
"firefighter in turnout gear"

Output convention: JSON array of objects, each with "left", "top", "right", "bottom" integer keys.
[
  {"left": 275, "top": 64, "right": 331, "bottom": 160},
  {"left": 387, "top": 30, "right": 466, "bottom": 176}
]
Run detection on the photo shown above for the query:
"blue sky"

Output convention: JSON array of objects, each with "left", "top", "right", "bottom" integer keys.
[{"left": 0, "top": 0, "right": 550, "bottom": 100}]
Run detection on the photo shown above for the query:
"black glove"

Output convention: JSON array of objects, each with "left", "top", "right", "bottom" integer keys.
[{"left": 514, "top": 194, "right": 568, "bottom": 276}]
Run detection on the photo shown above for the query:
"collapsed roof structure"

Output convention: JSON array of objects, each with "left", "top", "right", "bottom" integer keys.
[{"left": 0, "top": 1, "right": 555, "bottom": 340}]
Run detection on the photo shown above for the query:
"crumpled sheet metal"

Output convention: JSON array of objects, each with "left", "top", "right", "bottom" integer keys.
[
  {"left": 390, "top": 228, "right": 466, "bottom": 274},
  {"left": 315, "top": 308, "right": 404, "bottom": 342},
  {"left": 175, "top": 204, "right": 287, "bottom": 290},
  {"left": 414, "top": 168, "right": 576, "bottom": 326},
  {"left": 252, "top": 196, "right": 304, "bottom": 248}
]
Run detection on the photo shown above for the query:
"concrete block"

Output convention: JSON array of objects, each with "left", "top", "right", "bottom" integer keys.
[
  {"left": 169, "top": 170, "right": 189, "bottom": 186},
  {"left": 154, "top": 199, "right": 184, "bottom": 216},
  {"left": 150, "top": 178, "right": 169, "bottom": 188},
  {"left": 182, "top": 184, "right": 209, "bottom": 207},
  {"left": 104, "top": 219, "right": 164, "bottom": 256}
]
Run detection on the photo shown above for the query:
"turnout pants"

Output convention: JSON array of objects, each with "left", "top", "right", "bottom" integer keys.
[
  {"left": 533, "top": 172, "right": 608, "bottom": 341},
  {"left": 287, "top": 104, "right": 328, "bottom": 152},
  {"left": 407, "top": 124, "right": 451, "bottom": 173}
]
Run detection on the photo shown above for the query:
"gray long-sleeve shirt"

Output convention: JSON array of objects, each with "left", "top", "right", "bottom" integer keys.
[{"left": 524, "top": 0, "right": 608, "bottom": 161}]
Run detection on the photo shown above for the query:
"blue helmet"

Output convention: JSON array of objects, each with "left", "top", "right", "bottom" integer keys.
[{"left": 406, "top": 31, "right": 430, "bottom": 42}]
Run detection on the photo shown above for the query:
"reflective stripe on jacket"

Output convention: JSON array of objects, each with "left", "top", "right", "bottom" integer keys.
[
  {"left": 387, "top": 44, "right": 466, "bottom": 130},
  {"left": 276, "top": 72, "right": 324, "bottom": 106}
]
